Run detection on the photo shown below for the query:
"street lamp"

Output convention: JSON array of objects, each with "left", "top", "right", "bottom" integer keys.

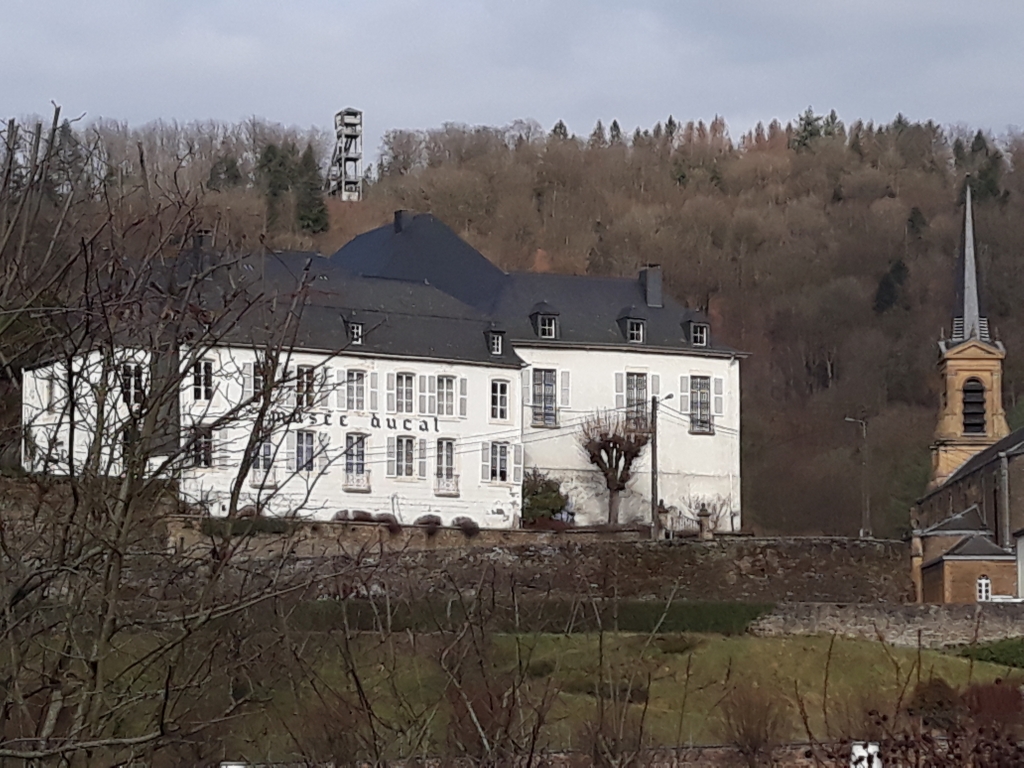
[
  {"left": 844, "top": 416, "right": 871, "bottom": 538},
  {"left": 651, "top": 393, "right": 674, "bottom": 540}
]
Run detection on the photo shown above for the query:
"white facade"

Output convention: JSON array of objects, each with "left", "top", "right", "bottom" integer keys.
[
  {"left": 517, "top": 347, "right": 742, "bottom": 531},
  {"left": 22, "top": 346, "right": 525, "bottom": 527}
]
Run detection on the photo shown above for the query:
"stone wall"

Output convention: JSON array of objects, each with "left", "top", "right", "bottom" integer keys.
[
  {"left": 168, "top": 518, "right": 913, "bottom": 603},
  {"left": 750, "top": 601, "right": 1024, "bottom": 648}
]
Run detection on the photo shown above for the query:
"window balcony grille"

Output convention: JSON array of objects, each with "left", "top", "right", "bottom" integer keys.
[
  {"left": 249, "top": 467, "right": 278, "bottom": 488},
  {"left": 531, "top": 405, "right": 558, "bottom": 428},
  {"left": 343, "top": 469, "right": 371, "bottom": 492},
  {"left": 434, "top": 474, "right": 460, "bottom": 497}
]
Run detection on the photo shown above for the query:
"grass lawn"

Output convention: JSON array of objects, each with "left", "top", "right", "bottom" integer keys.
[{"left": 220, "top": 631, "right": 1015, "bottom": 762}]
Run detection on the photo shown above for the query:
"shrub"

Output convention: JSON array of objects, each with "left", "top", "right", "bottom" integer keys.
[
  {"left": 374, "top": 512, "right": 402, "bottom": 535},
  {"left": 199, "top": 517, "right": 294, "bottom": 537},
  {"left": 526, "top": 658, "right": 556, "bottom": 679},
  {"left": 350, "top": 510, "right": 373, "bottom": 522},
  {"left": 453, "top": 516, "right": 480, "bottom": 538},
  {"left": 414, "top": 514, "right": 442, "bottom": 537},
  {"left": 654, "top": 634, "right": 700, "bottom": 655},
  {"left": 714, "top": 681, "right": 792, "bottom": 768},
  {"left": 960, "top": 638, "right": 1024, "bottom": 668},
  {"left": 907, "top": 677, "right": 964, "bottom": 730},
  {"left": 522, "top": 468, "right": 569, "bottom": 525}
]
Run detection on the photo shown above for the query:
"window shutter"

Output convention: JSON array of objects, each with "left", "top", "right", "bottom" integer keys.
[
  {"left": 428, "top": 375, "right": 437, "bottom": 415},
  {"left": 418, "top": 438, "right": 427, "bottom": 478},
  {"left": 480, "top": 441, "right": 490, "bottom": 481},
  {"left": 513, "top": 443, "right": 523, "bottom": 484},
  {"left": 679, "top": 376, "right": 690, "bottom": 414},
  {"left": 651, "top": 374, "right": 660, "bottom": 397},
  {"left": 337, "top": 368, "right": 347, "bottom": 410},
  {"left": 214, "top": 429, "right": 229, "bottom": 467},
  {"left": 713, "top": 376, "right": 724, "bottom": 416},
  {"left": 522, "top": 369, "right": 532, "bottom": 407},
  {"left": 386, "top": 372, "right": 396, "bottom": 413},
  {"left": 386, "top": 436, "right": 396, "bottom": 477},
  {"left": 614, "top": 372, "right": 625, "bottom": 410},
  {"left": 318, "top": 432, "right": 330, "bottom": 472},
  {"left": 560, "top": 370, "right": 571, "bottom": 408},
  {"left": 317, "top": 368, "right": 332, "bottom": 409},
  {"left": 459, "top": 377, "right": 468, "bottom": 417},
  {"left": 370, "top": 372, "right": 379, "bottom": 411},
  {"left": 286, "top": 431, "right": 297, "bottom": 473},
  {"left": 243, "top": 362, "right": 254, "bottom": 401},
  {"left": 418, "top": 375, "right": 427, "bottom": 414},
  {"left": 285, "top": 367, "right": 296, "bottom": 408}
]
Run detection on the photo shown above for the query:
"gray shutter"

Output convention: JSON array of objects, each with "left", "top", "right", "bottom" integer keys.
[
  {"left": 651, "top": 373, "right": 660, "bottom": 397},
  {"left": 286, "top": 431, "right": 297, "bottom": 473},
  {"left": 480, "top": 441, "right": 490, "bottom": 481},
  {"left": 318, "top": 432, "right": 330, "bottom": 472},
  {"left": 418, "top": 375, "right": 427, "bottom": 414},
  {"left": 386, "top": 372, "right": 396, "bottom": 413},
  {"left": 285, "top": 367, "right": 296, "bottom": 408},
  {"left": 317, "top": 368, "right": 332, "bottom": 409},
  {"left": 370, "top": 371, "right": 379, "bottom": 411},
  {"left": 513, "top": 443, "right": 523, "bottom": 484},
  {"left": 614, "top": 372, "right": 625, "bottom": 410},
  {"left": 243, "top": 362, "right": 254, "bottom": 401},
  {"left": 713, "top": 376, "right": 724, "bottom": 416},
  {"left": 459, "top": 377, "right": 468, "bottom": 417},
  {"left": 522, "top": 369, "right": 532, "bottom": 407},
  {"left": 428, "top": 375, "right": 437, "bottom": 415},
  {"left": 386, "top": 436, "right": 396, "bottom": 477},
  {"left": 418, "top": 438, "right": 427, "bottom": 478},
  {"left": 337, "top": 368, "right": 347, "bottom": 410},
  {"left": 214, "top": 429, "right": 229, "bottom": 468},
  {"left": 560, "top": 370, "right": 571, "bottom": 408},
  {"left": 679, "top": 376, "right": 690, "bottom": 414}
]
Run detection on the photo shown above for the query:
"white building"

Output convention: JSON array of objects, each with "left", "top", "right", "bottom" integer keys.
[{"left": 21, "top": 211, "right": 744, "bottom": 531}]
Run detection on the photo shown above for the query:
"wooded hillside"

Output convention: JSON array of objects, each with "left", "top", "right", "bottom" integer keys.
[{"left": 8, "top": 109, "right": 1024, "bottom": 535}]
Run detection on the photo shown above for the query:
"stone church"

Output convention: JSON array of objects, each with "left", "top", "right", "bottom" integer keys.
[{"left": 912, "top": 186, "right": 1024, "bottom": 604}]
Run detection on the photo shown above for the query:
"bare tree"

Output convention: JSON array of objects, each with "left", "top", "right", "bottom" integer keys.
[{"left": 579, "top": 410, "right": 651, "bottom": 525}]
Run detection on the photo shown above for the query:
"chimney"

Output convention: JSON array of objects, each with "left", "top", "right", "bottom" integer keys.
[
  {"left": 641, "top": 265, "right": 662, "bottom": 308},
  {"left": 192, "top": 229, "right": 213, "bottom": 250},
  {"left": 394, "top": 210, "right": 414, "bottom": 233}
]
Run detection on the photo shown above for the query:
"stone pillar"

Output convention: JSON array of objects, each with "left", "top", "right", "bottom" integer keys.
[{"left": 698, "top": 503, "right": 713, "bottom": 541}]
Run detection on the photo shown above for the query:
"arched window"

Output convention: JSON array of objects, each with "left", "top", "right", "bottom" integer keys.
[
  {"left": 977, "top": 575, "right": 992, "bottom": 602},
  {"left": 963, "top": 378, "right": 986, "bottom": 434}
]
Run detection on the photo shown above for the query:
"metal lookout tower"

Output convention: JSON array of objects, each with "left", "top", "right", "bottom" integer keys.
[{"left": 326, "top": 108, "right": 363, "bottom": 201}]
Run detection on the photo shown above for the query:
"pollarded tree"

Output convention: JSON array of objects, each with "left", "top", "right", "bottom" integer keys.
[{"left": 579, "top": 410, "right": 650, "bottom": 525}]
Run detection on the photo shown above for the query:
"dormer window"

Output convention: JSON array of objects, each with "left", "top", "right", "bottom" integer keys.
[
  {"left": 627, "top": 319, "right": 645, "bottom": 344},
  {"left": 489, "top": 332, "right": 503, "bottom": 356},
  {"left": 539, "top": 315, "right": 558, "bottom": 339},
  {"left": 350, "top": 322, "right": 364, "bottom": 346},
  {"left": 692, "top": 323, "right": 709, "bottom": 347}
]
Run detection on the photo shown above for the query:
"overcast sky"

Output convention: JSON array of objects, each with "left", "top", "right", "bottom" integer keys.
[{"left": 4, "top": 0, "right": 1022, "bottom": 159}]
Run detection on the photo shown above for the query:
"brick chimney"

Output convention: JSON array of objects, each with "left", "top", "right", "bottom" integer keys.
[{"left": 394, "top": 210, "right": 414, "bottom": 233}]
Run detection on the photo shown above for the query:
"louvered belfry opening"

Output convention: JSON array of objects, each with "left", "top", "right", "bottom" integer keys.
[{"left": 962, "top": 378, "right": 987, "bottom": 434}]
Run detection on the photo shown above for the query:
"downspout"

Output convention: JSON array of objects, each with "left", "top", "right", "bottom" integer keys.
[{"left": 1000, "top": 452, "right": 1010, "bottom": 549}]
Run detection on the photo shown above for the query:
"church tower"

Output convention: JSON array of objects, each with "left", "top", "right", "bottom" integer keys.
[{"left": 929, "top": 185, "right": 1009, "bottom": 489}]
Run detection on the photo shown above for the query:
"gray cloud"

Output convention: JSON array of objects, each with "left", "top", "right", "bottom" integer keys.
[{"left": 3, "top": 0, "right": 1022, "bottom": 158}]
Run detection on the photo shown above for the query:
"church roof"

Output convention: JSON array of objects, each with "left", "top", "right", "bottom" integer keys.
[
  {"left": 931, "top": 426, "right": 1024, "bottom": 494},
  {"left": 940, "top": 184, "right": 996, "bottom": 352},
  {"left": 918, "top": 505, "right": 991, "bottom": 536},
  {"left": 922, "top": 533, "right": 1013, "bottom": 569}
]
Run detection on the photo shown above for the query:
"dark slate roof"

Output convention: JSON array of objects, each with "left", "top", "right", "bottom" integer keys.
[
  {"left": 919, "top": 505, "right": 991, "bottom": 536},
  {"left": 925, "top": 427, "right": 1024, "bottom": 495},
  {"left": 220, "top": 251, "right": 522, "bottom": 367},
  {"left": 329, "top": 212, "right": 508, "bottom": 313},
  {"left": 922, "top": 533, "right": 1013, "bottom": 569},
  {"left": 329, "top": 212, "right": 745, "bottom": 357}
]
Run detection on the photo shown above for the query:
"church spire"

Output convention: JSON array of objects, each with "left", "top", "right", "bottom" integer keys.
[{"left": 951, "top": 183, "right": 990, "bottom": 344}]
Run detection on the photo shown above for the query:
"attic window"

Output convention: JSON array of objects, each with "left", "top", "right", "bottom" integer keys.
[
  {"left": 490, "top": 332, "right": 503, "bottom": 356},
  {"left": 350, "top": 323, "right": 364, "bottom": 346},
  {"left": 627, "top": 319, "right": 645, "bottom": 344},
  {"left": 692, "top": 323, "right": 709, "bottom": 347},
  {"left": 538, "top": 315, "right": 558, "bottom": 339}
]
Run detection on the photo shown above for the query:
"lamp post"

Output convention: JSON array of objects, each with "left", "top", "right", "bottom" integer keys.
[
  {"left": 651, "top": 393, "right": 674, "bottom": 540},
  {"left": 845, "top": 416, "right": 871, "bottom": 538}
]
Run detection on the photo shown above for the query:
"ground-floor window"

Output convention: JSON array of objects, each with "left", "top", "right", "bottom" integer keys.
[{"left": 977, "top": 574, "right": 992, "bottom": 602}]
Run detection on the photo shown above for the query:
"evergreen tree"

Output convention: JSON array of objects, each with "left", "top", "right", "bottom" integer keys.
[
  {"left": 588, "top": 120, "right": 607, "bottom": 149},
  {"left": 665, "top": 115, "right": 678, "bottom": 141},
  {"left": 208, "top": 155, "right": 243, "bottom": 191},
  {"left": 550, "top": 120, "right": 569, "bottom": 141},
  {"left": 791, "top": 107, "right": 823, "bottom": 150},
  {"left": 609, "top": 120, "right": 624, "bottom": 145},
  {"left": 295, "top": 144, "right": 329, "bottom": 234}
]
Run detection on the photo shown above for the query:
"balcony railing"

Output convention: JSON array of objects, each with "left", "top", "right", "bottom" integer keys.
[
  {"left": 249, "top": 467, "right": 278, "bottom": 488},
  {"left": 434, "top": 474, "right": 460, "bottom": 497},
  {"left": 689, "top": 415, "right": 715, "bottom": 435},
  {"left": 343, "top": 469, "right": 371, "bottom": 492},
  {"left": 531, "top": 404, "right": 558, "bottom": 428}
]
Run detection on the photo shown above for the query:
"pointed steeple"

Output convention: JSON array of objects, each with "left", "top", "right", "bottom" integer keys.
[{"left": 950, "top": 183, "right": 990, "bottom": 345}]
